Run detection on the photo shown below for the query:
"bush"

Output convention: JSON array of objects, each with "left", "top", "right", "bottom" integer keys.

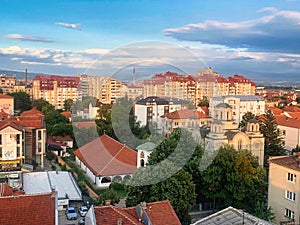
[
  {"left": 51, "top": 165, "right": 56, "bottom": 171},
  {"left": 109, "top": 182, "right": 125, "bottom": 191}
]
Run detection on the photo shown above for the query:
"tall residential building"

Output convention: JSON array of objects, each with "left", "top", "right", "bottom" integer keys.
[
  {"left": 0, "top": 74, "right": 16, "bottom": 87},
  {"left": 102, "top": 78, "right": 122, "bottom": 104},
  {"left": 209, "top": 95, "right": 265, "bottom": 125},
  {"left": 87, "top": 75, "right": 107, "bottom": 99},
  {"left": 142, "top": 71, "right": 256, "bottom": 106},
  {"left": 32, "top": 75, "right": 82, "bottom": 109},
  {"left": 268, "top": 155, "right": 300, "bottom": 224}
]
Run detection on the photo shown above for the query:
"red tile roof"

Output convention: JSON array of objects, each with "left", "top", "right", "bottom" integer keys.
[
  {"left": 74, "top": 134, "right": 137, "bottom": 176},
  {"left": 94, "top": 200, "right": 181, "bottom": 225},
  {"left": 20, "top": 107, "right": 44, "bottom": 117},
  {"left": 284, "top": 105, "right": 300, "bottom": 112},
  {"left": 60, "top": 111, "right": 72, "bottom": 118},
  {"left": 0, "top": 120, "right": 23, "bottom": 131},
  {"left": 0, "top": 109, "right": 10, "bottom": 119},
  {"left": 0, "top": 189, "right": 56, "bottom": 225},
  {"left": 270, "top": 155, "right": 300, "bottom": 172},
  {"left": 275, "top": 115, "right": 300, "bottom": 129},
  {"left": 0, "top": 94, "right": 13, "bottom": 99},
  {"left": 266, "top": 106, "right": 282, "bottom": 115},
  {"left": 162, "top": 110, "right": 210, "bottom": 119}
]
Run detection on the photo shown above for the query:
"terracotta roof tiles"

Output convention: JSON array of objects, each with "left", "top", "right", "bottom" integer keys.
[
  {"left": 270, "top": 155, "right": 300, "bottom": 172},
  {"left": 74, "top": 134, "right": 137, "bottom": 176}
]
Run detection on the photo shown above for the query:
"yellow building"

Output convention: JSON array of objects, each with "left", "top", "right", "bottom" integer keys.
[
  {"left": 32, "top": 75, "right": 82, "bottom": 109},
  {"left": 0, "top": 94, "right": 14, "bottom": 115},
  {"left": 268, "top": 155, "right": 300, "bottom": 224},
  {"left": 0, "top": 74, "right": 15, "bottom": 87}
]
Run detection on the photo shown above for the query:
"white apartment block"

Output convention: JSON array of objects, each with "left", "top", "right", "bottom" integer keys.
[{"left": 209, "top": 95, "right": 265, "bottom": 124}]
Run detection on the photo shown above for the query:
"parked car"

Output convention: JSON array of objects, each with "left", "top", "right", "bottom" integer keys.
[
  {"left": 79, "top": 206, "right": 89, "bottom": 217},
  {"left": 66, "top": 206, "right": 78, "bottom": 220},
  {"left": 78, "top": 218, "right": 85, "bottom": 225}
]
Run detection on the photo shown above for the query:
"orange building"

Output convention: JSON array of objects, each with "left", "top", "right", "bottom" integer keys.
[{"left": 0, "top": 94, "right": 14, "bottom": 115}]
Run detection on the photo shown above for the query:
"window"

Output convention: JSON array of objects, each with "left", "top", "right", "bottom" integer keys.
[
  {"left": 285, "top": 190, "right": 296, "bottom": 201},
  {"left": 285, "top": 208, "right": 295, "bottom": 219},
  {"left": 238, "top": 140, "right": 242, "bottom": 150},
  {"left": 17, "top": 147, "right": 20, "bottom": 157},
  {"left": 288, "top": 172, "right": 296, "bottom": 183},
  {"left": 16, "top": 134, "right": 20, "bottom": 144},
  {"left": 0, "top": 134, "right": 2, "bottom": 145},
  {"left": 38, "top": 131, "right": 42, "bottom": 140},
  {"left": 38, "top": 142, "right": 42, "bottom": 153},
  {"left": 283, "top": 130, "right": 286, "bottom": 135},
  {"left": 0, "top": 147, "right": 2, "bottom": 157}
]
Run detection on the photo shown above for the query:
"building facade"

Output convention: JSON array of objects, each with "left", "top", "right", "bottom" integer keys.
[
  {"left": 32, "top": 75, "right": 82, "bottom": 109},
  {"left": 204, "top": 103, "right": 265, "bottom": 166},
  {"left": 209, "top": 95, "right": 265, "bottom": 125},
  {"left": 268, "top": 155, "right": 300, "bottom": 224},
  {"left": 0, "top": 94, "right": 14, "bottom": 115}
]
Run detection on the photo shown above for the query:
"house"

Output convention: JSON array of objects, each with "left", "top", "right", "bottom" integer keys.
[
  {"left": 23, "top": 171, "right": 82, "bottom": 210},
  {"left": 191, "top": 206, "right": 274, "bottom": 225},
  {"left": 136, "top": 142, "right": 156, "bottom": 168},
  {"left": 203, "top": 103, "right": 265, "bottom": 166},
  {"left": 87, "top": 200, "right": 181, "bottom": 225},
  {"left": 160, "top": 109, "right": 211, "bottom": 138},
  {"left": 209, "top": 95, "right": 265, "bottom": 125},
  {"left": 0, "top": 183, "right": 57, "bottom": 225},
  {"left": 52, "top": 135, "right": 73, "bottom": 149},
  {"left": 134, "top": 96, "right": 190, "bottom": 127},
  {"left": 74, "top": 134, "right": 137, "bottom": 188},
  {"left": 268, "top": 155, "right": 300, "bottom": 224},
  {"left": 60, "top": 111, "right": 72, "bottom": 122}
]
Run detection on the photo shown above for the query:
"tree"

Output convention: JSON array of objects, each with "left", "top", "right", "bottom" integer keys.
[
  {"left": 239, "top": 111, "right": 256, "bottom": 128},
  {"left": 197, "top": 96, "right": 209, "bottom": 107},
  {"left": 126, "top": 129, "right": 197, "bottom": 225},
  {"left": 252, "top": 201, "right": 275, "bottom": 222},
  {"left": 7, "top": 91, "right": 31, "bottom": 113},
  {"left": 200, "top": 145, "right": 267, "bottom": 215},
  {"left": 95, "top": 188, "right": 120, "bottom": 206},
  {"left": 32, "top": 99, "right": 52, "bottom": 112},
  {"left": 64, "top": 98, "right": 73, "bottom": 111},
  {"left": 44, "top": 110, "right": 69, "bottom": 134},
  {"left": 259, "top": 109, "right": 285, "bottom": 165}
]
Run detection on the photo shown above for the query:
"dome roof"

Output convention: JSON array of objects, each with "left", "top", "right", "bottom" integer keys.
[{"left": 215, "top": 103, "right": 232, "bottom": 109}]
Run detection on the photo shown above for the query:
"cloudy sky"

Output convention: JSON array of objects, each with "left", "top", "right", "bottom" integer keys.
[{"left": 1, "top": 0, "right": 300, "bottom": 83}]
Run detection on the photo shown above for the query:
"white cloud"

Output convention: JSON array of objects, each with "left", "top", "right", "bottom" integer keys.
[
  {"left": 4, "top": 34, "right": 54, "bottom": 43},
  {"left": 55, "top": 22, "right": 81, "bottom": 30},
  {"left": 164, "top": 8, "right": 300, "bottom": 53}
]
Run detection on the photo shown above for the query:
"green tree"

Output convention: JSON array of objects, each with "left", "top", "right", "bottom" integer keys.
[
  {"left": 32, "top": 98, "right": 52, "bottom": 112},
  {"left": 259, "top": 109, "right": 285, "bottom": 165},
  {"left": 126, "top": 129, "right": 197, "bottom": 225},
  {"left": 64, "top": 98, "right": 73, "bottom": 111},
  {"left": 7, "top": 91, "right": 32, "bottom": 113},
  {"left": 200, "top": 145, "right": 267, "bottom": 215},
  {"left": 44, "top": 110, "right": 69, "bottom": 134},
  {"left": 252, "top": 201, "right": 275, "bottom": 222},
  {"left": 239, "top": 111, "right": 256, "bottom": 128},
  {"left": 95, "top": 188, "right": 120, "bottom": 206},
  {"left": 197, "top": 96, "right": 209, "bottom": 107}
]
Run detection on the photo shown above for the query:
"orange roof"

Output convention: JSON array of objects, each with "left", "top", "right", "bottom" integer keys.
[
  {"left": 60, "top": 111, "right": 72, "bottom": 118},
  {"left": 0, "top": 120, "right": 22, "bottom": 131},
  {"left": 0, "top": 109, "right": 10, "bottom": 119},
  {"left": 94, "top": 200, "right": 181, "bottom": 225},
  {"left": 53, "top": 135, "right": 73, "bottom": 142},
  {"left": 162, "top": 109, "right": 210, "bottom": 119},
  {"left": 284, "top": 105, "right": 300, "bottom": 112},
  {"left": 21, "top": 107, "right": 44, "bottom": 117},
  {"left": 275, "top": 115, "right": 300, "bottom": 129},
  {"left": 74, "top": 134, "right": 137, "bottom": 176},
  {"left": 270, "top": 155, "right": 300, "bottom": 172},
  {"left": 0, "top": 189, "right": 56, "bottom": 225},
  {"left": 0, "top": 94, "right": 13, "bottom": 99},
  {"left": 266, "top": 106, "right": 282, "bottom": 115},
  {"left": 199, "top": 106, "right": 209, "bottom": 115}
]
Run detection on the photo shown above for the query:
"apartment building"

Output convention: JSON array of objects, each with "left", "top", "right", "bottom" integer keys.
[
  {"left": 103, "top": 78, "right": 122, "bottom": 104},
  {"left": 0, "top": 74, "right": 15, "bottom": 87},
  {"left": 0, "top": 107, "right": 47, "bottom": 171},
  {"left": 209, "top": 95, "right": 265, "bottom": 125},
  {"left": 32, "top": 75, "right": 82, "bottom": 109},
  {"left": 268, "top": 155, "right": 300, "bottom": 224},
  {"left": 134, "top": 96, "right": 189, "bottom": 127},
  {"left": 142, "top": 71, "right": 256, "bottom": 106}
]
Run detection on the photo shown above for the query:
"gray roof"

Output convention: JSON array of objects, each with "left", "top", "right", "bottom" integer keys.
[
  {"left": 23, "top": 171, "right": 82, "bottom": 201},
  {"left": 191, "top": 206, "right": 275, "bottom": 225},
  {"left": 136, "top": 142, "right": 156, "bottom": 151},
  {"left": 211, "top": 95, "right": 264, "bottom": 101},
  {"left": 216, "top": 103, "right": 232, "bottom": 108},
  {"left": 248, "top": 119, "right": 259, "bottom": 124},
  {"left": 135, "top": 96, "right": 190, "bottom": 105}
]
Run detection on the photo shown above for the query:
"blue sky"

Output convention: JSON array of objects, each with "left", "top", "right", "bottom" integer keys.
[{"left": 1, "top": 0, "right": 300, "bottom": 83}]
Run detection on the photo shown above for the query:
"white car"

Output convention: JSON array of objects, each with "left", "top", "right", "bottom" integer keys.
[{"left": 79, "top": 206, "right": 88, "bottom": 217}]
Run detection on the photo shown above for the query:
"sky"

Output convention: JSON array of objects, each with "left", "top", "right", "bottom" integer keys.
[{"left": 1, "top": 0, "right": 300, "bottom": 84}]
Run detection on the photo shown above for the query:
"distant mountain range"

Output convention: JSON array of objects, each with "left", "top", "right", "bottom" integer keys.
[{"left": 0, "top": 69, "right": 48, "bottom": 80}]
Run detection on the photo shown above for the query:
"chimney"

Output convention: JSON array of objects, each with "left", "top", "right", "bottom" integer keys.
[
  {"left": 117, "top": 218, "right": 122, "bottom": 225},
  {"left": 25, "top": 68, "right": 28, "bottom": 86},
  {"left": 105, "top": 199, "right": 111, "bottom": 206}
]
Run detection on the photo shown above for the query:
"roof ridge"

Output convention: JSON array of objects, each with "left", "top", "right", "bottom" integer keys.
[{"left": 109, "top": 205, "right": 138, "bottom": 224}]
